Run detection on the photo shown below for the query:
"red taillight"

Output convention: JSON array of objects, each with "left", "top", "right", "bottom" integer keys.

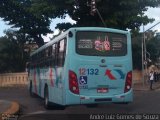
[
  {"left": 124, "top": 71, "right": 132, "bottom": 93},
  {"left": 69, "top": 70, "right": 79, "bottom": 94}
]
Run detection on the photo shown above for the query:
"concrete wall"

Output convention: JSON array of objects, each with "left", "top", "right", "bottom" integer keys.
[
  {"left": 0, "top": 72, "right": 28, "bottom": 87},
  {"left": 0, "top": 70, "right": 143, "bottom": 87},
  {"left": 132, "top": 70, "right": 143, "bottom": 84}
]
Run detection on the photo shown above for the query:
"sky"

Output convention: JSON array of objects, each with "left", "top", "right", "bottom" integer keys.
[
  {"left": 0, "top": 7, "right": 160, "bottom": 42},
  {"left": 140, "top": 7, "right": 160, "bottom": 32}
]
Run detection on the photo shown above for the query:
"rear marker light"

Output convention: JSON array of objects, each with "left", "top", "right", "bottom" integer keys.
[
  {"left": 127, "top": 85, "right": 131, "bottom": 89},
  {"left": 124, "top": 71, "right": 132, "bottom": 93},
  {"left": 73, "top": 87, "right": 77, "bottom": 90},
  {"left": 69, "top": 70, "right": 79, "bottom": 94}
]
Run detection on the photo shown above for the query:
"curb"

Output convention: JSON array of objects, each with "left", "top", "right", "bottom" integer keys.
[
  {"left": 3, "top": 101, "right": 20, "bottom": 115},
  {"left": 133, "top": 89, "right": 148, "bottom": 91},
  {"left": 133, "top": 81, "right": 160, "bottom": 91},
  {"left": 0, "top": 101, "right": 20, "bottom": 120},
  {"left": 133, "top": 86, "right": 160, "bottom": 91}
]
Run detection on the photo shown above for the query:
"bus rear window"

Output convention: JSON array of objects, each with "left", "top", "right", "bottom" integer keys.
[{"left": 76, "top": 31, "right": 127, "bottom": 56}]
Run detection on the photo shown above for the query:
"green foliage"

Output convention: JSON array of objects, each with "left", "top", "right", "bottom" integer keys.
[
  {"left": 35, "top": 0, "right": 160, "bottom": 32},
  {"left": 147, "top": 36, "right": 160, "bottom": 63},
  {"left": 0, "top": 0, "right": 52, "bottom": 47},
  {"left": 0, "top": 30, "right": 29, "bottom": 73},
  {"left": 1, "top": 0, "right": 160, "bottom": 37},
  {"left": 132, "top": 31, "right": 160, "bottom": 70},
  {"left": 132, "top": 36, "right": 142, "bottom": 70},
  {"left": 132, "top": 45, "right": 142, "bottom": 70}
]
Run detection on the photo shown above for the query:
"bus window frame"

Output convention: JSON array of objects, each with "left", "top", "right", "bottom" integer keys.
[
  {"left": 56, "top": 38, "right": 67, "bottom": 67},
  {"left": 76, "top": 31, "right": 127, "bottom": 56}
]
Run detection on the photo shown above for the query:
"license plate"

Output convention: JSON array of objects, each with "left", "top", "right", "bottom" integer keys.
[{"left": 97, "top": 88, "right": 108, "bottom": 93}]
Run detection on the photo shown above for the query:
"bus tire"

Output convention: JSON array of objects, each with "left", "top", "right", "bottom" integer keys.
[
  {"left": 113, "top": 102, "right": 129, "bottom": 104},
  {"left": 86, "top": 104, "right": 98, "bottom": 108},
  {"left": 44, "top": 86, "right": 51, "bottom": 109},
  {"left": 29, "top": 81, "right": 35, "bottom": 97},
  {"left": 44, "top": 86, "right": 65, "bottom": 110}
]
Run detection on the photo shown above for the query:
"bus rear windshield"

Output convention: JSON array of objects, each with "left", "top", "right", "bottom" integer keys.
[{"left": 76, "top": 31, "right": 127, "bottom": 56}]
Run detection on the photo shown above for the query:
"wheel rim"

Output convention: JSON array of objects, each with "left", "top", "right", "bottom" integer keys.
[
  {"left": 45, "top": 88, "right": 49, "bottom": 106},
  {"left": 30, "top": 83, "right": 32, "bottom": 95},
  {"left": 45, "top": 95, "right": 48, "bottom": 105}
]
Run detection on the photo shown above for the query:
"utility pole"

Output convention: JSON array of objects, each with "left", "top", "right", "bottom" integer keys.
[
  {"left": 90, "top": 0, "right": 106, "bottom": 27},
  {"left": 142, "top": 23, "right": 145, "bottom": 87}
]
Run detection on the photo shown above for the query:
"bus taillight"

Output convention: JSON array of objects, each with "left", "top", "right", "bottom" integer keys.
[
  {"left": 124, "top": 71, "right": 132, "bottom": 93},
  {"left": 69, "top": 70, "right": 79, "bottom": 94}
]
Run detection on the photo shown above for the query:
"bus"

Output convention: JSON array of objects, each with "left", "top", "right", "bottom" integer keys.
[{"left": 28, "top": 27, "right": 133, "bottom": 109}]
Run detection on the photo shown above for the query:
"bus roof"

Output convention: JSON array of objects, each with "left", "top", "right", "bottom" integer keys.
[{"left": 30, "top": 27, "right": 130, "bottom": 56}]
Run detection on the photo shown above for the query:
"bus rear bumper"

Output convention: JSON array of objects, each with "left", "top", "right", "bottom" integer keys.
[
  {"left": 112, "top": 89, "right": 133, "bottom": 103},
  {"left": 80, "top": 89, "right": 133, "bottom": 104},
  {"left": 65, "top": 89, "right": 133, "bottom": 105}
]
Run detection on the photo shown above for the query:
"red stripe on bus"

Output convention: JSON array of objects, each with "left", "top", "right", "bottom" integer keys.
[
  {"left": 105, "top": 69, "right": 116, "bottom": 80},
  {"left": 50, "top": 67, "right": 54, "bottom": 87},
  {"left": 34, "top": 67, "right": 38, "bottom": 94}
]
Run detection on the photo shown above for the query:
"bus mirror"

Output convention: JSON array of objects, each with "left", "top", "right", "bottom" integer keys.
[{"left": 69, "top": 31, "right": 73, "bottom": 37}]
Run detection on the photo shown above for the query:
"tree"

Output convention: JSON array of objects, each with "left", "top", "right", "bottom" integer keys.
[
  {"left": 1, "top": 0, "right": 160, "bottom": 47},
  {"left": 0, "top": 30, "right": 29, "bottom": 73},
  {"left": 147, "top": 35, "right": 160, "bottom": 64},
  {"left": 132, "top": 36, "right": 143, "bottom": 70},
  {"left": 34, "top": 0, "right": 160, "bottom": 33},
  {"left": 0, "top": 0, "right": 52, "bottom": 47},
  {"left": 131, "top": 30, "right": 160, "bottom": 70}
]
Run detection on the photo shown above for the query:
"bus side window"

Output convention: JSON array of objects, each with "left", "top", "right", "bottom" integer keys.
[
  {"left": 45, "top": 48, "right": 49, "bottom": 57},
  {"left": 55, "top": 42, "right": 60, "bottom": 66},
  {"left": 42, "top": 50, "right": 45, "bottom": 67},
  {"left": 48, "top": 46, "right": 52, "bottom": 57},
  {"left": 51, "top": 44, "right": 56, "bottom": 66},
  {"left": 39, "top": 51, "right": 42, "bottom": 68},
  {"left": 45, "top": 47, "right": 50, "bottom": 67},
  {"left": 57, "top": 39, "right": 66, "bottom": 67},
  {"left": 48, "top": 46, "right": 52, "bottom": 66},
  {"left": 63, "top": 38, "right": 67, "bottom": 65}
]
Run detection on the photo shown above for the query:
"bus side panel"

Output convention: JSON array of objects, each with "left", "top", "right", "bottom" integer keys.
[
  {"left": 45, "top": 67, "right": 64, "bottom": 105},
  {"left": 29, "top": 68, "right": 39, "bottom": 95},
  {"left": 39, "top": 68, "right": 49, "bottom": 98},
  {"left": 65, "top": 91, "right": 81, "bottom": 105},
  {"left": 41, "top": 67, "right": 63, "bottom": 105},
  {"left": 29, "top": 67, "right": 64, "bottom": 105}
]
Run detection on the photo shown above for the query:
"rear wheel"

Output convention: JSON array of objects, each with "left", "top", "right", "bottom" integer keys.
[
  {"left": 29, "top": 81, "right": 35, "bottom": 97},
  {"left": 86, "top": 104, "right": 98, "bottom": 108},
  {"left": 44, "top": 86, "right": 51, "bottom": 109},
  {"left": 44, "top": 86, "right": 66, "bottom": 110},
  {"left": 113, "top": 102, "right": 129, "bottom": 104}
]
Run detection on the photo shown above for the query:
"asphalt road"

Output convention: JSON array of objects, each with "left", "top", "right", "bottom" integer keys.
[{"left": 0, "top": 86, "right": 160, "bottom": 120}]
